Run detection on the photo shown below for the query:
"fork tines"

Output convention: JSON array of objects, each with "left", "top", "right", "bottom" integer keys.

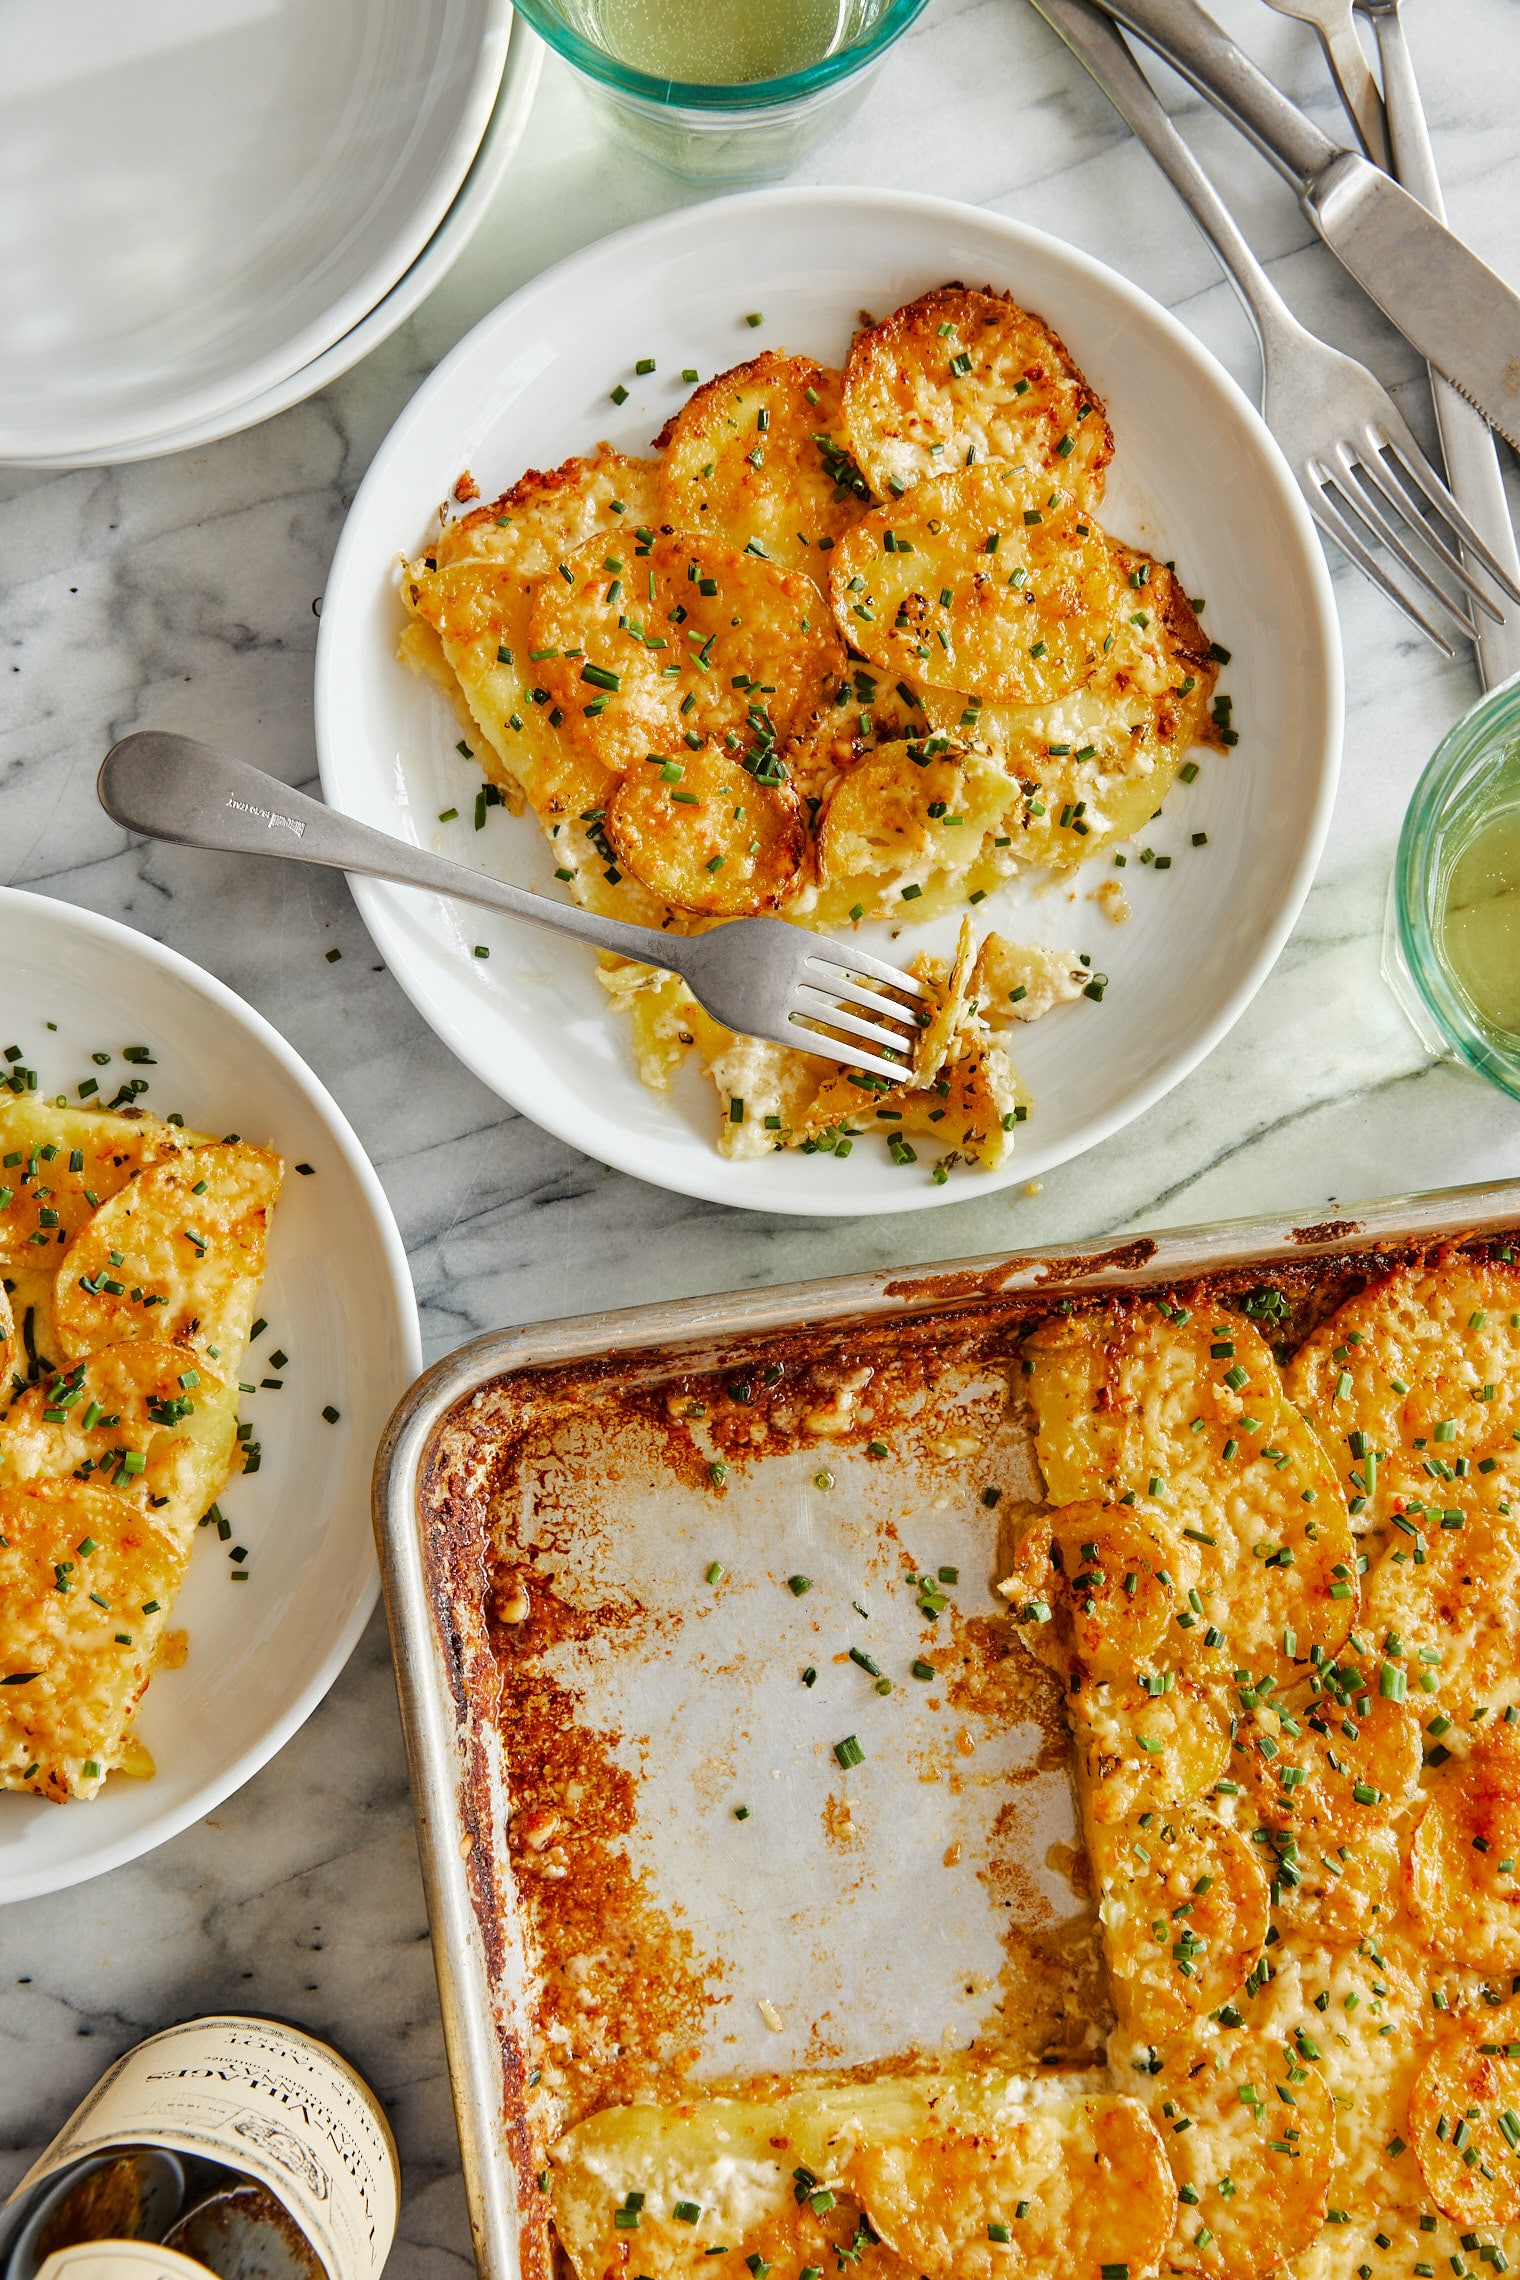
[
  {"left": 788, "top": 944, "right": 928, "bottom": 1083},
  {"left": 1311, "top": 419, "right": 1520, "bottom": 653}
]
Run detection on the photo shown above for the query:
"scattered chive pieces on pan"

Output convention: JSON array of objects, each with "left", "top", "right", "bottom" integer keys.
[
  {"left": 834, "top": 1734, "right": 864, "bottom": 1768},
  {"left": 705, "top": 1560, "right": 725, "bottom": 1585}
]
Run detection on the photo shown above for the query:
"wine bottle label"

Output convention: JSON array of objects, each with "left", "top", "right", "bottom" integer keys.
[
  {"left": 36, "top": 2245, "right": 212, "bottom": 2280},
  {"left": 4, "top": 2020, "right": 398, "bottom": 2280}
]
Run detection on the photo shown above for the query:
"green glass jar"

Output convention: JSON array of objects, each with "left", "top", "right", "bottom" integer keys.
[
  {"left": 511, "top": 0, "right": 929, "bottom": 183},
  {"left": 1385, "top": 670, "right": 1520, "bottom": 1098}
]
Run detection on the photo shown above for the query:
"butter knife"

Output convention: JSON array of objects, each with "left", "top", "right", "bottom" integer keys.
[
  {"left": 1357, "top": 0, "right": 1520, "bottom": 688},
  {"left": 1084, "top": 0, "right": 1520, "bottom": 452}
]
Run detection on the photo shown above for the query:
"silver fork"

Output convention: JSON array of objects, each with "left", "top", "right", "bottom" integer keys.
[
  {"left": 96, "top": 733, "right": 928, "bottom": 1083},
  {"left": 1034, "top": 0, "right": 1520, "bottom": 653}
]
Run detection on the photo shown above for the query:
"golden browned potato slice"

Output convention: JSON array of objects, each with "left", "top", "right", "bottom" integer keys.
[
  {"left": 0, "top": 1342, "right": 236, "bottom": 1535},
  {"left": 548, "top": 2094, "right": 905, "bottom": 2280},
  {"left": 400, "top": 448, "right": 661, "bottom": 812},
  {"left": 1093, "top": 1813, "right": 1269, "bottom": 2033},
  {"left": 1364, "top": 1476, "right": 1520, "bottom": 1719},
  {"left": 1406, "top": 1724, "right": 1520, "bottom": 1970},
  {"left": 605, "top": 743, "right": 808, "bottom": 915},
  {"left": 911, "top": 918, "right": 975, "bottom": 1087},
  {"left": 0, "top": 1100, "right": 194, "bottom": 1268},
  {"left": 54, "top": 1142, "right": 282, "bottom": 1369},
  {"left": 656, "top": 353, "right": 872, "bottom": 575},
  {"left": 919, "top": 558, "right": 1217, "bottom": 870},
  {"left": 794, "top": 1027, "right": 1023, "bottom": 1172},
  {"left": 842, "top": 285, "right": 1113, "bottom": 509},
  {"left": 0, "top": 1480, "right": 187, "bottom": 1799},
  {"left": 811, "top": 735, "right": 1020, "bottom": 926},
  {"left": 1071, "top": 1674, "right": 1230, "bottom": 1823},
  {"left": 829, "top": 467, "right": 1130, "bottom": 705},
  {"left": 1237, "top": 1673, "right": 1421, "bottom": 1909},
  {"left": 1284, "top": 1254, "right": 1520, "bottom": 1523},
  {"left": 843, "top": 2092, "right": 1172, "bottom": 2280},
  {"left": 997, "top": 1499, "right": 1195, "bottom": 1680},
  {"left": 1147, "top": 2034, "right": 1335, "bottom": 2280},
  {"left": 1409, "top": 2029, "right": 1520, "bottom": 2224},
  {"left": 1023, "top": 1303, "right": 1356, "bottom": 1679},
  {"left": 529, "top": 529, "right": 845, "bottom": 780}
]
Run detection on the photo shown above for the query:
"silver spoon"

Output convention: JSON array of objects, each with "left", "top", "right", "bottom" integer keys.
[{"left": 1260, "top": 0, "right": 1388, "bottom": 164}]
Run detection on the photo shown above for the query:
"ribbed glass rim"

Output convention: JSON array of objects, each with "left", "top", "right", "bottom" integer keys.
[
  {"left": 510, "top": 0, "right": 930, "bottom": 110},
  {"left": 1394, "top": 669, "right": 1520, "bottom": 1099}
]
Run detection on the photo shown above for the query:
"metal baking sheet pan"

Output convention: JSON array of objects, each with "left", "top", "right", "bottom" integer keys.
[{"left": 373, "top": 1177, "right": 1520, "bottom": 2280}]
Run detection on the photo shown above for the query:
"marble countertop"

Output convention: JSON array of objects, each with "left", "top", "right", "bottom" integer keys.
[{"left": 3, "top": 0, "right": 1519, "bottom": 2262}]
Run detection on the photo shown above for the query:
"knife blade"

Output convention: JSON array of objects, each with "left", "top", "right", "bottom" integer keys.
[
  {"left": 1086, "top": 0, "right": 1520, "bottom": 453},
  {"left": 1358, "top": 0, "right": 1520, "bottom": 689}
]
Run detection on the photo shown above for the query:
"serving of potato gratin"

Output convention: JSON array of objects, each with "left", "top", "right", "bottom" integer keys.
[
  {"left": 0, "top": 1095, "right": 280, "bottom": 1801},
  {"left": 532, "top": 1248, "right": 1520, "bottom": 2280},
  {"left": 398, "top": 284, "right": 1223, "bottom": 1169}
]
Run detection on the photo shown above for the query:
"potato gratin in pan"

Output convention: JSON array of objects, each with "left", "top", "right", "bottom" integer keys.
[{"left": 374, "top": 1180, "right": 1520, "bottom": 2280}]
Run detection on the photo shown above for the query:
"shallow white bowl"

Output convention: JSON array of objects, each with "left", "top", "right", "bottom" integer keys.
[
  {"left": 8, "top": 24, "right": 545, "bottom": 472},
  {"left": 315, "top": 186, "right": 1342, "bottom": 1218},
  {"left": 0, "top": 0, "right": 511, "bottom": 465},
  {"left": 0, "top": 890, "right": 421, "bottom": 1902}
]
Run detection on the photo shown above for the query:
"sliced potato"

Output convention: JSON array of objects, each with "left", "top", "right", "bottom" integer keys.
[
  {"left": 1071, "top": 1675, "right": 1230, "bottom": 1823},
  {"left": 912, "top": 917, "right": 976, "bottom": 1087},
  {"left": 1409, "top": 2029, "right": 1520, "bottom": 2224},
  {"left": 1093, "top": 1813, "right": 1269, "bottom": 2033},
  {"left": 401, "top": 449, "right": 661, "bottom": 811},
  {"left": 842, "top": 285, "right": 1113, "bottom": 509},
  {"left": 605, "top": 743, "right": 808, "bottom": 915},
  {"left": 54, "top": 1142, "right": 282, "bottom": 1369},
  {"left": 1406, "top": 1724, "right": 1520, "bottom": 1970},
  {"left": 0, "top": 1101, "right": 194, "bottom": 1268},
  {"left": 1365, "top": 1483, "right": 1520, "bottom": 1719},
  {"left": 829, "top": 467, "right": 1130, "bottom": 705},
  {"left": 0, "top": 1341, "right": 236, "bottom": 1538},
  {"left": 973, "top": 936, "right": 1088, "bottom": 1023},
  {"left": 0, "top": 1480, "right": 187, "bottom": 1799},
  {"left": 1023, "top": 1303, "right": 1356, "bottom": 1679},
  {"left": 1237, "top": 1673, "right": 1421, "bottom": 1918},
  {"left": 920, "top": 557, "right": 1216, "bottom": 869},
  {"left": 844, "top": 2092, "right": 1172, "bottom": 2280},
  {"left": 1147, "top": 2034, "right": 1335, "bottom": 2280},
  {"left": 811, "top": 735, "right": 1019, "bottom": 926},
  {"left": 997, "top": 1499, "right": 1194, "bottom": 1680},
  {"left": 656, "top": 353, "right": 872, "bottom": 574},
  {"left": 529, "top": 528, "right": 844, "bottom": 781},
  {"left": 1284, "top": 1255, "right": 1520, "bottom": 1523},
  {"left": 795, "top": 1027, "right": 1022, "bottom": 1172}
]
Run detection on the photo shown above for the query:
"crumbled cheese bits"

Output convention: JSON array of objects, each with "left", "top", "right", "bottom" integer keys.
[{"left": 0, "top": 1098, "right": 281, "bottom": 1799}]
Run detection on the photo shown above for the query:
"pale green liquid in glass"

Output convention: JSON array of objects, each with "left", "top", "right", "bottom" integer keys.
[
  {"left": 576, "top": 0, "right": 868, "bottom": 82},
  {"left": 1438, "top": 794, "right": 1520, "bottom": 1039}
]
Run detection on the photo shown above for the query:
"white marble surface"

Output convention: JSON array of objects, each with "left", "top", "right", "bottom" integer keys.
[{"left": 2, "top": 0, "right": 1519, "bottom": 2263}]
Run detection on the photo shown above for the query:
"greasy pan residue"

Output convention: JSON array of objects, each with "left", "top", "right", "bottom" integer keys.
[{"left": 413, "top": 1227, "right": 1519, "bottom": 2278}]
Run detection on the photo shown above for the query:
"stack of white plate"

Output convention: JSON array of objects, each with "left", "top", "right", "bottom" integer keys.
[{"left": 0, "top": 0, "right": 542, "bottom": 470}]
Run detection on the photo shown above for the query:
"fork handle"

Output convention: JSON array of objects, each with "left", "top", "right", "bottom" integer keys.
[
  {"left": 1360, "top": 2, "right": 1520, "bottom": 690},
  {"left": 97, "top": 731, "right": 683, "bottom": 969},
  {"left": 1033, "top": 0, "right": 1306, "bottom": 360},
  {"left": 1085, "top": 0, "right": 1340, "bottom": 185}
]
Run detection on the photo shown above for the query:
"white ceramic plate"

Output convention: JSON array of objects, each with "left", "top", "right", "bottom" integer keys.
[
  {"left": 315, "top": 187, "right": 1342, "bottom": 1218},
  {"left": 0, "top": 0, "right": 511, "bottom": 466},
  {"left": 0, "top": 890, "right": 421, "bottom": 1902},
  {"left": 9, "top": 23, "right": 545, "bottom": 472}
]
